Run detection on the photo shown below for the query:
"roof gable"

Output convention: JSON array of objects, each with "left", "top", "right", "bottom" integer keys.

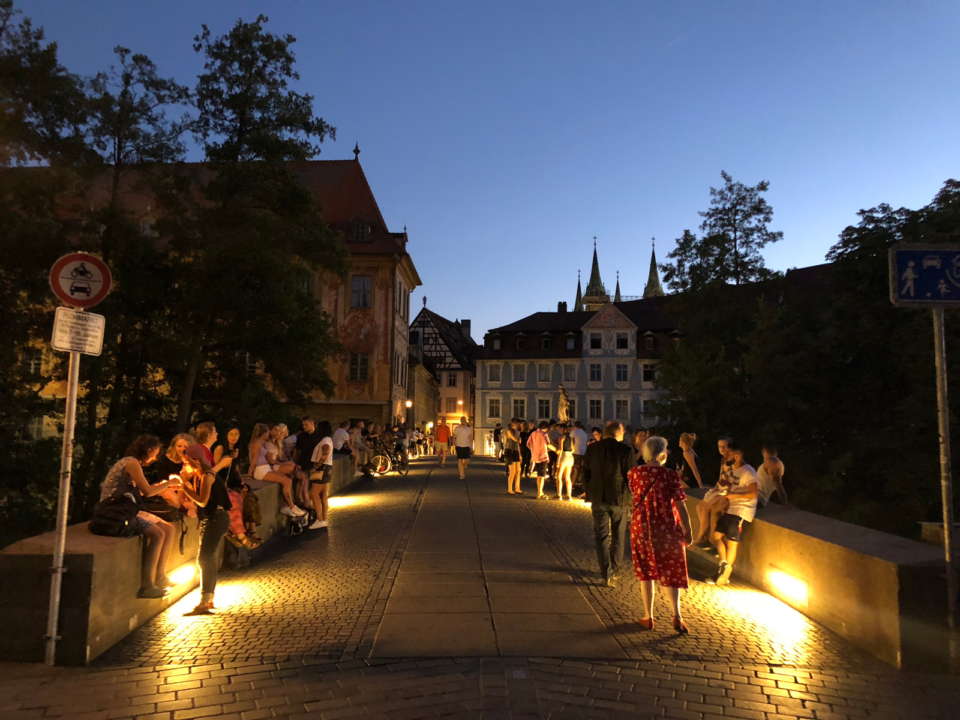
[
  {"left": 581, "top": 302, "right": 637, "bottom": 331},
  {"left": 411, "top": 308, "right": 477, "bottom": 372}
]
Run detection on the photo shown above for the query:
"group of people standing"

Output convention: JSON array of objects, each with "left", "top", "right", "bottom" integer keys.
[{"left": 579, "top": 422, "right": 788, "bottom": 633}]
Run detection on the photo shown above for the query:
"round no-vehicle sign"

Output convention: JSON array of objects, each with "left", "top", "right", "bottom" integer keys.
[{"left": 49, "top": 252, "right": 112, "bottom": 308}]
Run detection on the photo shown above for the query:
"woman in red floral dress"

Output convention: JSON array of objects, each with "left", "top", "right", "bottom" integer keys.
[{"left": 628, "top": 436, "right": 694, "bottom": 633}]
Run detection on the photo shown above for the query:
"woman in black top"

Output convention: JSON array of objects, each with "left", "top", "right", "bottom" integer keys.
[
  {"left": 180, "top": 444, "right": 233, "bottom": 615},
  {"left": 519, "top": 421, "right": 532, "bottom": 479},
  {"left": 213, "top": 427, "right": 244, "bottom": 489}
]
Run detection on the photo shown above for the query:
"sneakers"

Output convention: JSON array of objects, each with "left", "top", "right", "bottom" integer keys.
[
  {"left": 309, "top": 519, "right": 328, "bottom": 530},
  {"left": 280, "top": 506, "right": 305, "bottom": 518},
  {"left": 716, "top": 562, "right": 733, "bottom": 586}
]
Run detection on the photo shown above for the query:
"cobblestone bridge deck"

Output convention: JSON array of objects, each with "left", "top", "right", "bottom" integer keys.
[{"left": 2, "top": 459, "right": 957, "bottom": 719}]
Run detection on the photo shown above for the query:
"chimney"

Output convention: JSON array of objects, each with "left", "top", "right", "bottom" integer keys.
[
  {"left": 557, "top": 301, "right": 567, "bottom": 313},
  {"left": 461, "top": 319, "right": 471, "bottom": 339}
]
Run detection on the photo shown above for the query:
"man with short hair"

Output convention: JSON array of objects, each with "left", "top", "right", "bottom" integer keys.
[
  {"left": 452, "top": 416, "right": 473, "bottom": 479},
  {"left": 333, "top": 420, "right": 361, "bottom": 477},
  {"left": 709, "top": 441, "right": 759, "bottom": 586},
  {"left": 581, "top": 421, "right": 634, "bottom": 587},
  {"left": 293, "top": 416, "right": 320, "bottom": 481},
  {"left": 435, "top": 418, "right": 451, "bottom": 466}
]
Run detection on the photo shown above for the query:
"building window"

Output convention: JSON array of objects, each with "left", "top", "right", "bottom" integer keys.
[
  {"left": 642, "top": 363, "right": 655, "bottom": 383},
  {"left": 22, "top": 348, "right": 43, "bottom": 376},
  {"left": 489, "top": 364, "right": 501, "bottom": 382},
  {"left": 566, "top": 337, "right": 575, "bottom": 350},
  {"left": 645, "top": 336, "right": 654, "bottom": 350},
  {"left": 516, "top": 338, "right": 525, "bottom": 350},
  {"left": 514, "top": 363, "right": 526, "bottom": 382},
  {"left": 563, "top": 364, "right": 577, "bottom": 382},
  {"left": 590, "top": 333, "right": 602, "bottom": 349},
  {"left": 589, "top": 363, "right": 602, "bottom": 382},
  {"left": 567, "top": 399, "right": 576, "bottom": 420},
  {"left": 410, "top": 330, "right": 420, "bottom": 346},
  {"left": 353, "top": 223, "right": 368, "bottom": 242},
  {"left": 513, "top": 398, "right": 526, "bottom": 419},
  {"left": 493, "top": 338, "right": 501, "bottom": 350},
  {"left": 541, "top": 337, "right": 550, "bottom": 349},
  {"left": 639, "top": 397, "right": 646, "bottom": 416},
  {"left": 589, "top": 399, "right": 603, "bottom": 420},
  {"left": 615, "top": 399, "right": 629, "bottom": 420},
  {"left": 616, "top": 364, "right": 628, "bottom": 382},
  {"left": 538, "top": 363, "right": 550, "bottom": 382},
  {"left": 447, "top": 373, "right": 458, "bottom": 387},
  {"left": 351, "top": 275, "right": 371, "bottom": 308},
  {"left": 488, "top": 398, "right": 501, "bottom": 418},
  {"left": 348, "top": 353, "right": 369, "bottom": 381},
  {"left": 26, "top": 416, "right": 45, "bottom": 441},
  {"left": 446, "top": 397, "right": 458, "bottom": 413},
  {"left": 538, "top": 399, "right": 551, "bottom": 418},
  {"left": 616, "top": 333, "right": 628, "bottom": 349}
]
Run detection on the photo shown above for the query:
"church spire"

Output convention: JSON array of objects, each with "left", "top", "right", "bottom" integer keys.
[
  {"left": 643, "top": 238, "right": 664, "bottom": 298},
  {"left": 574, "top": 270, "right": 583, "bottom": 312},
  {"left": 584, "top": 237, "right": 605, "bottom": 297},
  {"left": 614, "top": 271, "right": 622, "bottom": 303}
]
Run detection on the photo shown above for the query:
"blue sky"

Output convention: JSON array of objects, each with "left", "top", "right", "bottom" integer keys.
[{"left": 22, "top": 1, "right": 960, "bottom": 338}]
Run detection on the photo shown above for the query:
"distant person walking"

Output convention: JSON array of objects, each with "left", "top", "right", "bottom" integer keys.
[
  {"left": 628, "top": 436, "right": 693, "bottom": 633},
  {"left": 435, "top": 418, "right": 451, "bottom": 466},
  {"left": 581, "top": 421, "right": 635, "bottom": 587},
  {"left": 453, "top": 416, "right": 473, "bottom": 479}
]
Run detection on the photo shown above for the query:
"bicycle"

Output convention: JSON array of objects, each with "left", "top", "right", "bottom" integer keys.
[{"left": 371, "top": 440, "right": 409, "bottom": 476}]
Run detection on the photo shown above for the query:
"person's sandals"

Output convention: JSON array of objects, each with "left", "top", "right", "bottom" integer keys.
[
  {"left": 241, "top": 535, "right": 262, "bottom": 549},
  {"left": 673, "top": 617, "right": 689, "bottom": 634},
  {"left": 638, "top": 617, "right": 654, "bottom": 630},
  {"left": 184, "top": 602, "right": 215, "bottom": 616}
]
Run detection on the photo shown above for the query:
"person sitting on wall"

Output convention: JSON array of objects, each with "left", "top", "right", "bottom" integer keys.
[
  {"left": 692, "top": 437, "right": 735, "bottom": 546},
  {"left": 332, "top": 420, "right": 361, "bottom": 477},
  {"left": 249, "top": 423, "right": 305, "bottom": 518},
  {"left": 708, "top": 441, "right": 759, "bottom": 586},
  {"left": 757, "top": 442, "right": 791, "bottom": 508}
]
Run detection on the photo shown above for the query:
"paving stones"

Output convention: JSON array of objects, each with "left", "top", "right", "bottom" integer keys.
[{"left": 1, "top": 459, "right": 958, "bottom": 719}]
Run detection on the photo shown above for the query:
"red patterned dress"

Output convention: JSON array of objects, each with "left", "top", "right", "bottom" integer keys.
[{"left": 628, "top": 465, "right": 688, "bottom": 589}]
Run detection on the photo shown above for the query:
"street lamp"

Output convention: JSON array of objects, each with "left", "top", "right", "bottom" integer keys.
[{"left": 405, "top": 399, "right": 412, "bottom": 427}]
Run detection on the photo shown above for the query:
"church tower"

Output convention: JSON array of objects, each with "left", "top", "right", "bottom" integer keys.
[
  {"left": 582, "top": 240, "right": 610, "bottom": 311},
  {"left": 574, "top": 271, "right": 583, "bottom": 312},
  {"left": 643, "top": 238, "right": 664, "bottom": 298}
]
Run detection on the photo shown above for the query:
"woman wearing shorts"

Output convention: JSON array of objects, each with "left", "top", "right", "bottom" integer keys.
[
  {"left": 556, "top": 424, "right": 575, "bottom": 500},
  {"left": 505, "top": 419, "right": 523, "bottom": 494},
  {"left": 100, "top": 435, "right": 182, "bottom": 598},
  {"left": 249, "top": 423, "right": 304, "bottom": 518},
  {"left": 308, "top": 421, "right": 334, "bottom": 530}
]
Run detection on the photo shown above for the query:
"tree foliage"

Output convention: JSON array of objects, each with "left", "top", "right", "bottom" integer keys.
[
  {"left": 662, "top": 171, "right": 783, "bottom": 292},
  {"left": 656, "top": 180, "right": 960, "bottom": 538},
  {"left": 0, "top": 7, "right": 349, "bottom": 542}
]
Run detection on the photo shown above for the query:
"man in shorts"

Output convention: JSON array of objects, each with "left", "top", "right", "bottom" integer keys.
[
  {"left": 709, "top": 441, "right": 759, "bottom": 586},
  {"left": 526, "top": 421, "right": 554, "bottom": 499},
  {"left": 452, "top": 416, "right": 473, "bottom": 479},
  {"left": 434, "top": 418, "right": 451, "bottom": 466}
]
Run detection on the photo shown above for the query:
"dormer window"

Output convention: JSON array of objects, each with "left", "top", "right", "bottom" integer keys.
[
  {"left": 493, "top": 338, "right": 501, "bottom": 350},
  {"left": 516, "top": 338, "right": 524, "bottom": 350},
  {"left": 353, "top": 223, "right": 369, "bottom": 242},
  {"left": 541, "top": 337, "right": 550, "bottom": 350},
  {"left": 645, "top": 336, "right": 655, "bottom": 350},
  {"left": 140, "top": 220, "right": 158, "bottom": 238}
]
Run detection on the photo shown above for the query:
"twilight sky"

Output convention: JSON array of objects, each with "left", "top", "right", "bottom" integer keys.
[{"left": 22, "top": 0, "right": 960, "bottom": 339}]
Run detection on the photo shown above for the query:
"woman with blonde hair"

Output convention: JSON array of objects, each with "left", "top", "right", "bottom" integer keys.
[
  {"left": 249, "top": 423, "right": 304, "bottom": 517},
  {"left": 154, "top": 433, "right": 198, "bottom": 516},
  {"left": 627, "top": 436, "right": 693, "bottom": 634},
  {"left": 677, "top": 433, "right": 704, "bottom": 489}
]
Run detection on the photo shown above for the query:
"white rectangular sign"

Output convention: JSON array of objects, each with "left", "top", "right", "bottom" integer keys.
[{"left": 51, "top": 307, "right": 105, "bottom": 356}]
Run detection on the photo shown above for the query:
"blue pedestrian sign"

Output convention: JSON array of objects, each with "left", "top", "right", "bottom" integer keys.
[{"left": 889, "top": 245, "right": 960, "bottom": 308}]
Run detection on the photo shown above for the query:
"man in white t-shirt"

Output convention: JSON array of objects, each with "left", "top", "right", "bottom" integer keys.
[
  {"left": 308, "top": 425, "right": 335, "bottom": 530},
  {"left": 709, "top": 441, "right": 758, "bottom": 586},
  {"left": 332, "top": 420, "right": 361, "bottom": 477},
  {"left": 452, "top": 416, "right": 473, "bottom": 480}
]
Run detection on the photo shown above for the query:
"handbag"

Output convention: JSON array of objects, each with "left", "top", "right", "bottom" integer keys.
[{"left": 309, "top": 467, "right": 325, "bottom": 482}]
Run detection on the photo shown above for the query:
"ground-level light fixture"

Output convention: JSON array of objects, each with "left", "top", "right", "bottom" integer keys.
[
  {"left": 168, "top": 564, "right": 196, "bottom": 586},
  {"left": 768, "top": 567, "right": 809, "bottom": 607}
]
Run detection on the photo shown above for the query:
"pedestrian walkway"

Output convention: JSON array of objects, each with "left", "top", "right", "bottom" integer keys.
[{"left": 1, "top": 458, "right": 958, "bottom": 720}]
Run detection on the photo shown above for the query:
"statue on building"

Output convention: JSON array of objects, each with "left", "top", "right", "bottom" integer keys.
[{"left": 557, "top": 384, "right": 570, "bottom": 423}]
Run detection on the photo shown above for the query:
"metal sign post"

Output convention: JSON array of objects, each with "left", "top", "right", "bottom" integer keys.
[
  {"left": 890, "top": 244, "right": 960, "bottom": 671},
  {"left": 44, "top": 254, "right": 110, "bottom": 666}
]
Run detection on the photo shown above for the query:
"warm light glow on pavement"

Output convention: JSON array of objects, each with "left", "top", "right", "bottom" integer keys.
[
  {"left": 328, "top": 495, "right": 362, "bottom": 509},
  {"left": 768, "top": 568, "right": 809, "bottom": 607},
  {"left": 168, "top": 564, "right": 196, "bottom": 586}
]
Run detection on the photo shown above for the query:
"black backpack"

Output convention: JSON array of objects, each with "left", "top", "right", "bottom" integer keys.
[{"left": 89, "top": 487, "right": 142, "bottom": 538}]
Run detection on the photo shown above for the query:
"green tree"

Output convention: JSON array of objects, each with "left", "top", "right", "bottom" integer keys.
[
  {"left": 662, "top": 172, "right": 783, "bottom": 292},
  {"left": 166, "top": 14, "right": 347, "bottom": 431}
]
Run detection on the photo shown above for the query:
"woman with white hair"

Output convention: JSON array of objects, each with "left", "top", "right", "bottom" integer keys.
[{"left": 627, "top": 435, "right": 693, "bottom": 634}]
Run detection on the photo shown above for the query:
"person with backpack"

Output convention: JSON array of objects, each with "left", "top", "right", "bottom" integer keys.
[{"left": 96, "top": 435, "right": 182, "bottom": 599}]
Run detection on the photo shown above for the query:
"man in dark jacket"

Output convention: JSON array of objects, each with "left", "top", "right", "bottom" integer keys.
[{"left": 581, "top": 420, "right": 634, "bottom": 587}]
